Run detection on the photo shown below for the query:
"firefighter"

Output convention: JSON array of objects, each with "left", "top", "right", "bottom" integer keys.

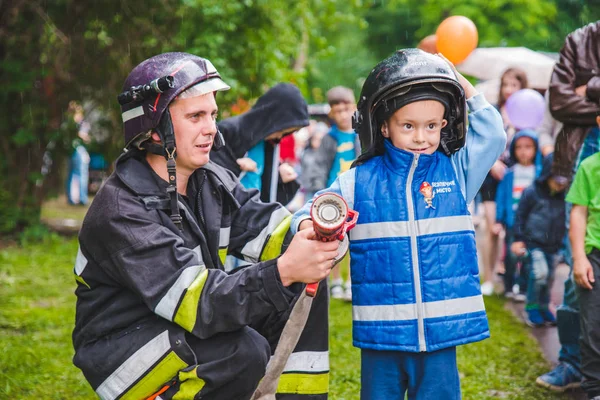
[{"left": 72, "top": 52, "right": 337, "bottom": 400}]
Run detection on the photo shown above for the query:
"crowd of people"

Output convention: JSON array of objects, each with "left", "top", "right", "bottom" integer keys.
[{"left": 70, "top": 20, "right": 599, "bottom": 400}]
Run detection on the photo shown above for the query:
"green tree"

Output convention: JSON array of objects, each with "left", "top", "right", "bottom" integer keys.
[
  {"left": 0, "top": 0, "right": 183, "bottom": 234},
  {"left": 364, "top": 0, "right": 599, "bottom": 58},
  {"left": 0, "top": 0, "right": 367, "bottom": 234}
]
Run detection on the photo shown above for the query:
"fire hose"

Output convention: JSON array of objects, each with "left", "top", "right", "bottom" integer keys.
[{"left": 251, "top": 193, "right": 358, "bottom": 400}]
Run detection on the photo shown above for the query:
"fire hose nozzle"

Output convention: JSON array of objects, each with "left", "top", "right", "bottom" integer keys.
[{"left": 305, "top": 193, "right": 359, "bottom": 297}]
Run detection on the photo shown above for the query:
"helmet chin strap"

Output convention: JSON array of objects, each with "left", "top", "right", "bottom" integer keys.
[
  {"left": 145, "top": 110, "right": 226, "bottom": 232},
  {"left": 155, "top": 109, "right": 184, "bottom": 231}
]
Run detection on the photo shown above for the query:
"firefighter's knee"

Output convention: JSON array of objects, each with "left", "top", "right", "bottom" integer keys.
[{"left": 235, "top": 327, "right": 271, "bottom": 389}]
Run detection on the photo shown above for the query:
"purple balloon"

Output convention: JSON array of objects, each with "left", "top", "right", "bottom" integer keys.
[{"left": 504, "top": 89, "right": 546, "bottom": 130}]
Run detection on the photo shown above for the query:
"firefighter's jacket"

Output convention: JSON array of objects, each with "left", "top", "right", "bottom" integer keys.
[{"left": 72, "top": 150, "right": 301, "bottom": 399}]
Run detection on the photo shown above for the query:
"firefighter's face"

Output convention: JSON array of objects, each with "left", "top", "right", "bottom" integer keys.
[
  {"left": 169, "top": 93, "right": 218, "bottom": 174},
  {"left": 382, "top": 100, "right": 447, "bottom": 155}
]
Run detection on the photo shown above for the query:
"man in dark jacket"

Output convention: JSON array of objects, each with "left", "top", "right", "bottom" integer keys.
[
  {"left": 549, "top": 21, "right": 600, "bottom": 180},
  {"left": 72, "top": 53, "right": 338, "bottom": 400},
  {"left": 210, "top": 83, "right": 309, "bottom": 205}
]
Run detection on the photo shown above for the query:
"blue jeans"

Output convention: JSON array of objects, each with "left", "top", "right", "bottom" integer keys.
[
  {"left": 503, "top": 229, "right": 529, "bottom": 294},
  {"left": 525, "top": 248, "right": 556, "bottom": 310},
  {"left": 66, "top": 145, "right": 90, "bottom": 205},
  {"left": 360, "top": 347, "right": 460, "bottom": 400}
]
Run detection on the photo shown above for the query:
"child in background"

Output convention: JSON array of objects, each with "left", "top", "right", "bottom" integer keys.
[
  {"left": 567, "top": 112, "right": 600, "bottom": 400},
  {"left": 299, "top": 126, "right": 328, "bottom": 200},
  {"left": 478, "top": 68, "right": 529, "bottom": 296},
  {"left": 319, "top": 86, "right": 361, "bottom": 300},
  {"left": 511, "top": 154, "right": 568, "bottom": 327},
  {"left": 493, "top": 130, "right": 542, "bottom": 300},
  {"left": 293, "top": 49, "right": 506, "bottom": 399}
]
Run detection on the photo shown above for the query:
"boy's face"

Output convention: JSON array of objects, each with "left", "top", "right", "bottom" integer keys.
[
  {"left": 382, "top": 100, "right": 447, "bottom": 155},
  {"left": 514, "top": 136, "right": 536, "bottom": 166},
  {"left": 329, "top": 102, "right": 356, "bottom": 132}
]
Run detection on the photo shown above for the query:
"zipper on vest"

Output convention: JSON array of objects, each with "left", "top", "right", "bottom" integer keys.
[{"left": 406, "top": 153, "right": 426, "bottom": 351}]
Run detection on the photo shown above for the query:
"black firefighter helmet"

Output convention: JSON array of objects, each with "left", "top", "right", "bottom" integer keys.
[{"left": 353, "top": 49, "right": 467, "bottom": 159}]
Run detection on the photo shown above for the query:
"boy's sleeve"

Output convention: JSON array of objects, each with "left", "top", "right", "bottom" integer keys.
[
  {"left": 513, "top": 187, "right": 536, "bottom": 243},
  {"left": 451, "top": 93, "right": 507, "bottom": 204},
  {"left": 291, "top": 174, "right": 347, "bottom": 234},
  {"left": 566, "top": 163, "right": 591, "bottom": 206}
]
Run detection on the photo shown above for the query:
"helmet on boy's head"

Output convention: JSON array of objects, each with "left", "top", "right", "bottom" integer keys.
[
  {"left": 120, "top": 52, "right": 230, "bottom": 149},
  {"left": 353, "top": 49, "right": 467, "bottom": 157}
]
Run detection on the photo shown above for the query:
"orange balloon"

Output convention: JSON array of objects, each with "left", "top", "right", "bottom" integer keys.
[
  {"left": 417, "top": 35, "right": 438, "bottom": 54},
  {"left": 435, "top": 16, "right": 478, "bottom": 64}
]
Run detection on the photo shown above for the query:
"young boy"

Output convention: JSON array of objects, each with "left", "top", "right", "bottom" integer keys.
[
  {"left": 511, "top": 154, "right": 568, "bottom": 327},
  {"left": 568, "top": 113, "right": 600, "bottom": 400},
  {"left": 319, "top": 86, "right": 361, "bottom": 300},
  {"left": 292, "top": 49, "right": 506, "bottom": 399},
  {"left": 493, "top": 130, "right": 542, "bottom": 300}
]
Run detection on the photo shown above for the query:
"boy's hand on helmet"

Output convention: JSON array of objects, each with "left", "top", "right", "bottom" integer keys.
[
  {"left": 277, "top": 229, "right": 339, "bottom": 286},
  {"left": 436, "top": 53, "right": 478, "bottom": 99}
]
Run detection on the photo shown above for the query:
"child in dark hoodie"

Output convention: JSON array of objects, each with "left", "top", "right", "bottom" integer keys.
[
  {"left": 493, "top": 130, "right": 543, "bottom": 299},
  {"left": 210, "top": 83, "right": 310, "bottom": 205},
  {"left": 511, "top": 153, "right": 569, "bottom": 327}
]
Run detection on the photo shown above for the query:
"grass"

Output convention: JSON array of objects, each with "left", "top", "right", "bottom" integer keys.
[
  {"left": 1, "top": 235, "right": 571, "bottom": 399},
  {"left": 40, "top": 195, "right": 91, "bottom": 222},
  {"left": 0, "top": 236, "right": 94, "bottom": 399}
]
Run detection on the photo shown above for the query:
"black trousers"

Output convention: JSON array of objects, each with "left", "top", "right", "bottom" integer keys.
[{"left": 579, "top": 248, "right": 600, "bottom": 399}]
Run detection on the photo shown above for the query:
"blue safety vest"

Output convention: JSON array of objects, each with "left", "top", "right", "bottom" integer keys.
[{"left": 339, "top": 144, "right": 490, "bottom": 352}]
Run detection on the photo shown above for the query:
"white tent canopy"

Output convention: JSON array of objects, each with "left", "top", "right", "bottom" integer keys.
[{"left": 457, "top": 47, "right": 557, "bottom": 90}]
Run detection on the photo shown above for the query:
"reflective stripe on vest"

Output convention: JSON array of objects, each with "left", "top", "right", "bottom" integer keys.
[
  {"left": 353, "top": 294, "right": 485, "bottom": 321},
  {"left": 350, "top": 215, "right": 474, "bottom": 241}
]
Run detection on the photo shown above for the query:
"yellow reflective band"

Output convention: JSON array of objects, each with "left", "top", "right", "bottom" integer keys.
[
  {"left": 74, "top": 274, "right": 90, "bottom": 289},
  {"left": 276, "top": 372, "right": 329, "bottom": 395},
  {"left": 121, "top": 352, "right": 187, "bottom": 400},
  {"left": 218, "top": 248, "right": 227, "bottom": 265},
  {"left": 260, "top": 215, "right": 292, "bottom": 262},
  {"left": 174, "top": 269, "right": 209, "bottom": 332},
  {"left": 173, "top": 367, "right": 205, "bottom": 400}
]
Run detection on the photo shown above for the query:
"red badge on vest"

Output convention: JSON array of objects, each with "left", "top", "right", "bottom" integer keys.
[{"left": 419, "top": 181, "right": 436, "bottom": 209}]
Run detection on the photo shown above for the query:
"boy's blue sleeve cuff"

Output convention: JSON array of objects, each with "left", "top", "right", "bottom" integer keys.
[
  {"left": 291, "top": 216, "right": 311, "bottom": 235},
  {"left": 466, "top": 93, "right": 489, "bottom": 112}
]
